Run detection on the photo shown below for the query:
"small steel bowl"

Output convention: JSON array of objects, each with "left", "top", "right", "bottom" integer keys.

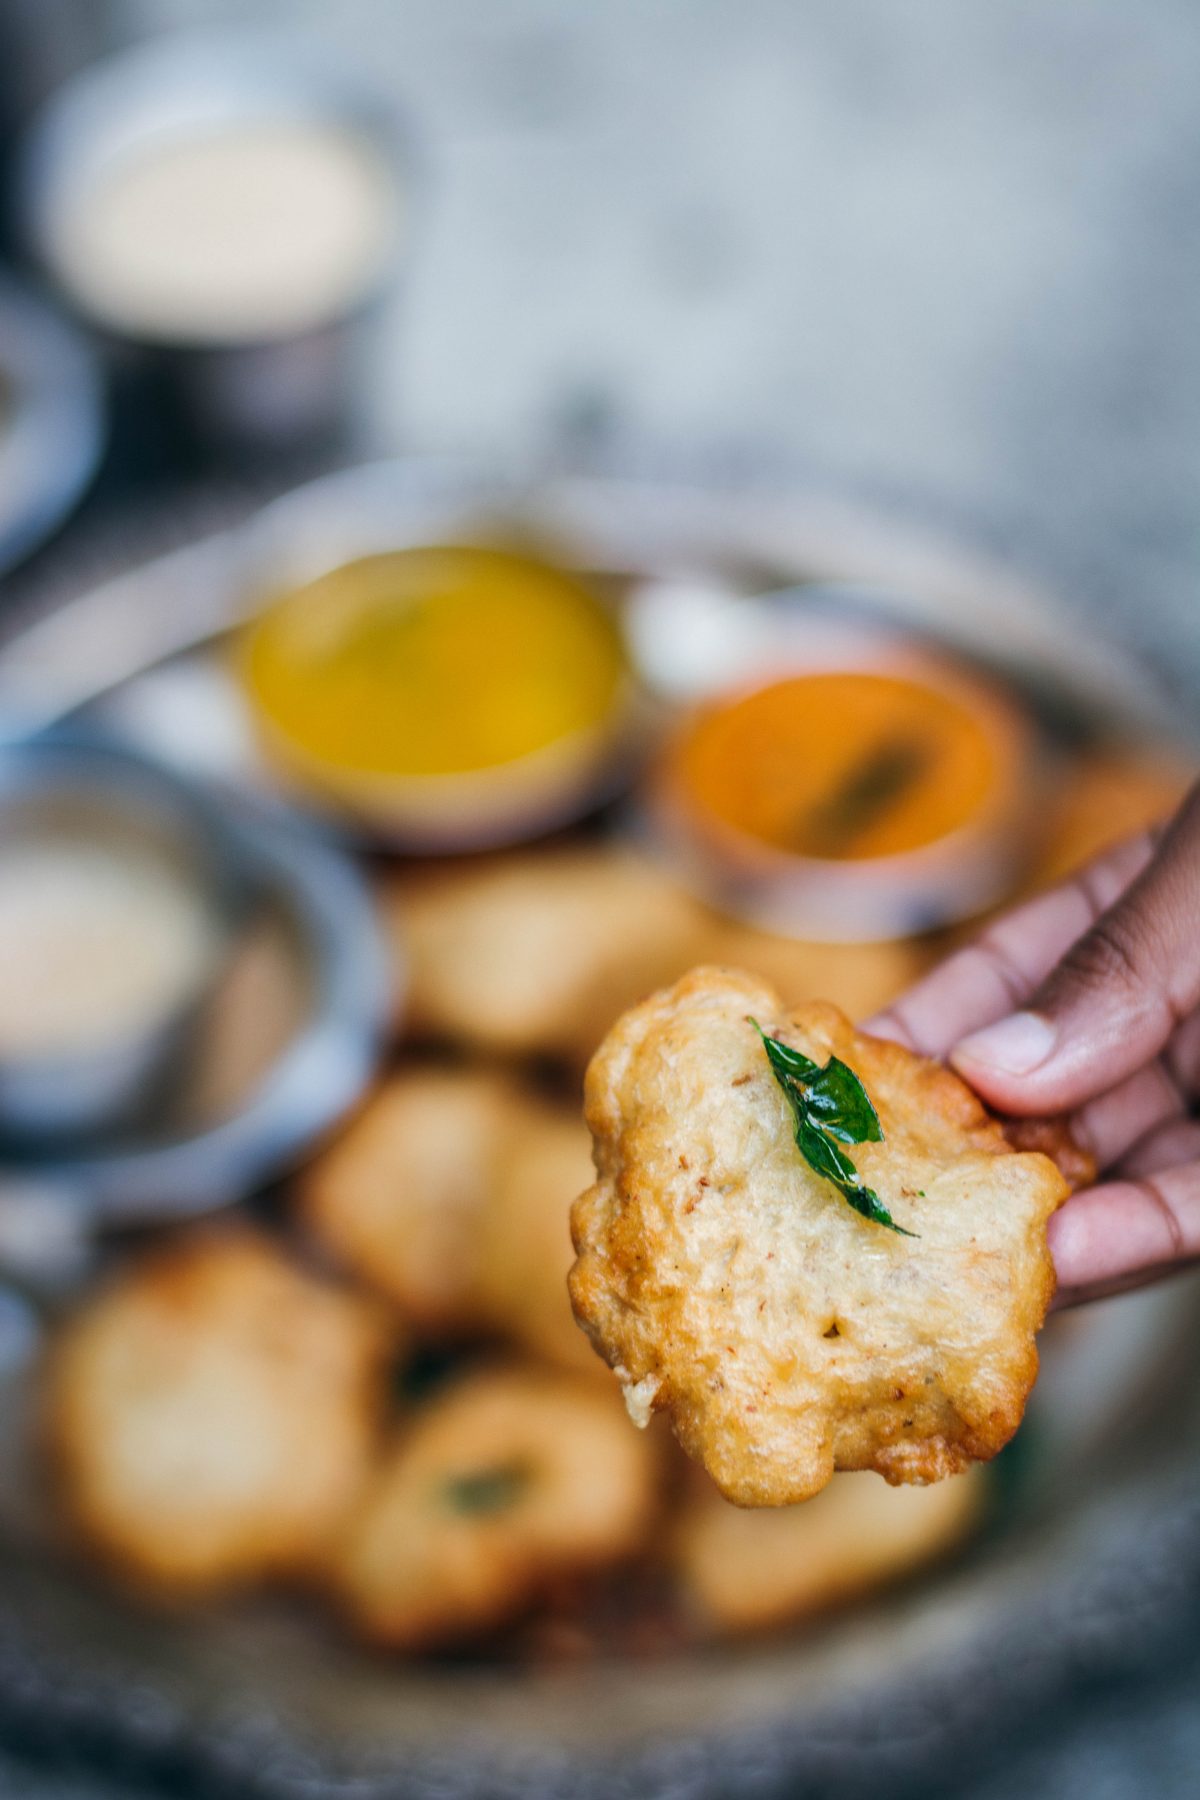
[
  {"left": 16, "top": 31, "right": 414, "bottom": 460},
  {"left": 0, "top": 277, "right": 104, "bottom": 575},
  {"left": 0, "top": 733, "right": 248, "bottom": 1145},
  {"left": 632, "top": 584, "right": 1050, "bottom": 941},
  {"left": 232, "top": 461, "right": 653, "bottom": 851},
  {"left": 11, "top": 784, "right": 395, "bottom": 1227}
]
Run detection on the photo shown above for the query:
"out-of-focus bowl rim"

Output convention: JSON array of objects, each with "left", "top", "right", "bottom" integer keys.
[
  {"left": 16, "top": 27, "right": 417, "bottom": 350},
  {"left": 0, "top": 278, "right": 104, "bottom": 576},
  {"left": 0, "top": 730, "right": 246, "bottom": 1141},
  {"left": 234, "top": 533, "right": 652, "bottom": 852},
  {"left": 638, "top": 634, "right": 1047, "bottom": 940},
  {"left": 0, "top": 773, "right": 394, "bottom": 1222}
]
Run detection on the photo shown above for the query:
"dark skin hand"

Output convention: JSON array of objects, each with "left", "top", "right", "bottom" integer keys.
[{"left": 867, "top": 782, "right": 1200, "bottom": 1308}]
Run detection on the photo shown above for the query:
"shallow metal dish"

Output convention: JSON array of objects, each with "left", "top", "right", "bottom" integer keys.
[
  {"left": 0, "top": 777, "right": 392, "bottom": 1224},
  {"left": 17, "top": 32, "right": 414, "bottom": 456},
  {"left": 0, "top": 732, "right": 247, "bottom": 1145},
  {"left": 0, "top": 466, "right": 1195, "bottom": 1797}
]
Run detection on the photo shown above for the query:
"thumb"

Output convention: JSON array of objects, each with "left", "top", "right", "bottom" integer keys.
[{"left": 950, "top": 782, "right": 1200, "bottom": 1115}]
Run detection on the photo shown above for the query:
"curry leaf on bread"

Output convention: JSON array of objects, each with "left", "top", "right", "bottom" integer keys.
[{"left": 752, "top": 1021, "right": 914, "bottom": 1236}]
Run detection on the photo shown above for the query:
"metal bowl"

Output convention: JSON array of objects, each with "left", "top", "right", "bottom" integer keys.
[
  {"left": 632, "top": 591, "right": 1052, "bottom": 941},
  {"left": 17, "top": 31, "right": 414, "bottom": 458},
  {"left": 0, "top": 732, "right": 247, "bottom": 1146},
  {"left": 0, "top": 277, "right": 103, "bottom": 575},
  {"left": 0, "top": 779, "right": 395, "bottom": 1224},
  {"left": 0, "top": 468, "right": 1196, "bottom": 1799}
]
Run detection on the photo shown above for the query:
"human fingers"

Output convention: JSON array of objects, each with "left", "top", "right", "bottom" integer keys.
[
  {"left": 865, "top": 827, "right": 1158, "bottom": 1057},
  {"left": 952, "top": 785, "right": 1200, "bottom": 1115},
  {"left": 1070, "top": 1007, "right": 1200, "bottom": 1171},
  {"left": 1066, "top": 1057, "right": 1188, "bottom": 1172},
  {"left": 1116, "top": 1114, "right": 1200, "bottom": 1180},
  {"left": 1048, "top": 1158, "right": 1200, "bottom": 1307},
  {"left": 1162, "top": 1005, "right": 1200, "bottom": 1099}
]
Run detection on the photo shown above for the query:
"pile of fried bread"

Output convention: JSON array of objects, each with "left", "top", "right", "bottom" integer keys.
[{"left": 42, "top": 753, "right": 1183, "bottom": 1653}]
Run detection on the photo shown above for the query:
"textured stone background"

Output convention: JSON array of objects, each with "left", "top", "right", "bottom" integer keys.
[
  {"left": 114, "top": 0, "right": 1200, "bottom": 706},
  {"left": 3, "top": 1, "right": 1200, "bottom": 1793}
]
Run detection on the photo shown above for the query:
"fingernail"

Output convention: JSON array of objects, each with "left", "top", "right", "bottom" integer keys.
[{"left": 951, "top": 1011, "right": 1056, "bottom": 1078}]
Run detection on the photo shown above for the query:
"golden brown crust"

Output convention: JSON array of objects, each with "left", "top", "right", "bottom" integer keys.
[
  {"left": 476, "top": 1102, "right": 604, "bottom": 1377},
  {"left": 383, "top": 847, "right": 704, "bottom": 1063},
  {"left": 46, "top": 1229, "right": 391, "bottom": 1595},
  {"left": 708, "top": 924, "right": 923, "bottom": 1031},
  {"left": 382, "top": 844, "right": 923, "bottom": 1064},
  {"left": 297, "top": 1068, "right": 601, "bottom": 1370},
  {"left": 326, "top": 1365, "right": 659, "bottom": 1648},
  {"left": 294, "top": 1066, "right": 517, "bottom": 1333},
  {"left": 674, "top": 1465, "right": 984, "bottom": 1635},
  {"left": 1000, "top": 1114, "right": 1097, "bottom": 1193},
  {"left": 570, "top": 966, "right": 1068, "bottom": 1505}
]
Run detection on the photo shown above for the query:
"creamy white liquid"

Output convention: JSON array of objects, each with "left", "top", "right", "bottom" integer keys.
[
  {"left": 47, "top": 121, "right": 397, "bottom": 343},
  {"left": 0, "top": 838, "right": 216, "bottom": 1059}
]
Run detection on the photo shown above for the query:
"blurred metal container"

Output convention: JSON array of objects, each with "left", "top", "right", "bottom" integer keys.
[
  {"left": 0, "top": 0, "right": 101, "bottom": 180},
  {"left": 0, "top": 276, "right": 104, "bottom": 574},
  {"left": 0, "top": 733, "right": 247, "bottom": 1145},
  {"left": 16, "top": 32, "right": 413, "bottom": 460}
]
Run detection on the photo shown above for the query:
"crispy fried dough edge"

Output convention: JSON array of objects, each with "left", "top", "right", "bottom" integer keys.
[
  {"left": 568, "top": 966, "right": 1070, "bottom": 1500},
  {"left": 42, "top": 1230, "right": 390, "bottom": 1595}
]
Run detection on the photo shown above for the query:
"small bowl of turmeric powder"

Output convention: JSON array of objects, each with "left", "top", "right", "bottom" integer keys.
[{"left": 236, "top": 543, "right": 641, "bottom": 848}]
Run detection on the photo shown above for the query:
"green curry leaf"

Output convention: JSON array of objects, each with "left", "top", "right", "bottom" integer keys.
[
  {"left": 751, "top": 1021, "right": 915, "bottom": 1237},
  {"left": 796, "top": 1053, "right": 884, "bottom": 1146},
  {"left": 443, "top": 1462, "right": 532, "bottom": 1516}
]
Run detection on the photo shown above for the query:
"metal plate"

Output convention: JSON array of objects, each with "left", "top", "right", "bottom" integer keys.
[{"left": 0, "top": 463, "right": 1195, "bottom": 1798}]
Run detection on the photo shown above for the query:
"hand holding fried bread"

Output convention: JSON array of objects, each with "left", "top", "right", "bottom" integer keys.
[
  {"left": 870, "top": 782, "right": 1200, "bottom": 1306},
  {"left": 570, "top": 967, "right": 1069, "bottom": 1505}
]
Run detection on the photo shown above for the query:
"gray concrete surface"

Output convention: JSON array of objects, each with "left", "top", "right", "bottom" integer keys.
[{"left": 111, "top": 0, "right": 1200, "bottom": 706}]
